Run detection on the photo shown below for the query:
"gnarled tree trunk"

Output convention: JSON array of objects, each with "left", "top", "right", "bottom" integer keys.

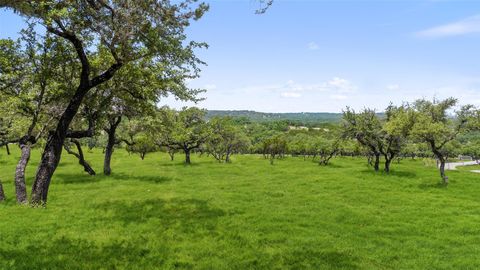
[
  {"left": 15, "top": 142, "right": 31, "bottom": 204},
  {"left": 429, "top": 140, "right": 448, "bottom": 185},
  {"left": 104, "top": 116, "right": 121, "bottom": 176},
  {"left": 5, "top": 143, "right": 10, "bottom": 155},
  {"left": 31, "top": 87, "right": 90, "bottom": 205}
]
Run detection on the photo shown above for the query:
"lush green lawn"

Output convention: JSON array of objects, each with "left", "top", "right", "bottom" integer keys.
[
  {"left": 457, "top": 164, "right": 480, "bottom": 172},
  {"left": 1, "top": 149, "right": 480, "bottom": 269}
]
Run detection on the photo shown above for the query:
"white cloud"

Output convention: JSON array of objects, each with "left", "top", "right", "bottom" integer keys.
[
  {"left": 416, "top": 15, "right": 480, "bottom": 38},
  {"left": 307, "top": 41, "right": 319, "bottom": 50},
  {"left": 386, "top": 84, "right": 400, "bottom": 90},
  {"left": 326, "top": 77, "right": 357, "bottom": 93}
]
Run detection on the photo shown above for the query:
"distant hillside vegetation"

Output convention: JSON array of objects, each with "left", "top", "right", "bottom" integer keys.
[{"left": 206, "top": 110, "right": 343, "bottom": 125}]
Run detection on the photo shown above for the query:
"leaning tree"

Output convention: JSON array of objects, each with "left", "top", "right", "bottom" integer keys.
[
  {"left": 411, "top": 98, "right": 477, "bottom": 185},
  {"left": 1, "top": 0, "right": 208, "bottom": 205}
]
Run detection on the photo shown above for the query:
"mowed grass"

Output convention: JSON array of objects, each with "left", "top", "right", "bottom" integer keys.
[
  {"left": 458, "top": 164, "right": 480, "bottom": 171},
  {"left": 1, "top": 149, "right": 480, "bottom": 270}
]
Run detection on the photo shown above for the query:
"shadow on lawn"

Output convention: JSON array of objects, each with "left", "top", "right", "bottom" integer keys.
[
  {"left": 0, "top": 237, "right": 158, "bottom": 270},
  {"left": 321, "top": 163, "right": 344, "bottom": 169},
  {"left": 359, "top": 169, "right": 417, "bottom": 179},
  {"left": 418, "top": 182, "right": 447, "bottom": 190},
  {"left": 94, "top": 198, "right": 226, "bottom": 233},
  {"left": 54, "top": 172, "right": 174, "bottom": 185},
  {"left": 155, "top": 160, "right": 212, "bottom": 167},
  {"left": 1, "top": 199, "right": 225, "bottom": 269}
]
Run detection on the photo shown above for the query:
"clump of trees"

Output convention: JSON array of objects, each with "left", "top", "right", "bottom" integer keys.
[
  {"left": 151, "top": 107, "right": 211, "bottom": 164},
  {"left": 0, "top": 0, "right": 208, "bottom": 206},
  {"left": 341, "top": 98, "right": 479, "bottom": 184},
  {"left": 0, "top": 1, "right": 478, "bottom": 205},
  {"left": 206, "top": 117, "right": 251, "bottom": 163}
]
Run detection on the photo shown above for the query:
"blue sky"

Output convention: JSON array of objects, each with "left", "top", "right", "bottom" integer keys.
[{"left": 2, "top": 1, "right": 480, "bottom": 112}]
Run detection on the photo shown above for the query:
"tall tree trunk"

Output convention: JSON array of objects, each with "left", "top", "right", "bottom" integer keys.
[
  {"left": 374, "top": 153, "right": 380, "bottom": 172},
  {"left": 103, "top": 116, "right": 121, "bottom": 176},
  {"left": 15, "top": 142, "right": 30, "bottom": 204},
  {"left": 185, "top": 148, "right": 191, "bottom": 164},
  {"left": 5, "top": 143, "right": 10, "bottom": 155},
  {"left": 0, "top": 180, "right": 5, "bottom": 202},
  {"left": 103, "top": 140, "right": 114, "bottom": 175},
  {"left": 31, "top": 88, "right": 90, "bottom": 205}
]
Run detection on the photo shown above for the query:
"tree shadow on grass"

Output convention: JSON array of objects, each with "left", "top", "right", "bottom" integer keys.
[
  {"left": 94, "top": 198, "right": 226, "bottom": 234},
  {"left": 54, "top": 173, "right": 174, "bottom": 185},
  {"left": 155, "top": 161, "right": 211, "bottom": 167},
  {"left": 54, "top": 173, "right": 100, "bottom": 184},
  {"left": 105, "top": 173, "right": 173, "bottom": 184},
  {"left": 0, "top": 237, "right": 160, "bottom": 270},
  {"left": 418, "top": 182, "right": 447, "bottom": 190},
  {"left": 358, "top": 169, "right": 417, "bottom": 179},
  {"left": 321, "top": 163, "right": 344, "bottom": 169},
  {"left": 1, "top": 199, "right": 226, "bottom": 269}
]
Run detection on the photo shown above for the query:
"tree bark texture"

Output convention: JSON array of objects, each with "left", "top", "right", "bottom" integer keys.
[{"left": 15, "top": 142, "right": 30, "bottom": 204}]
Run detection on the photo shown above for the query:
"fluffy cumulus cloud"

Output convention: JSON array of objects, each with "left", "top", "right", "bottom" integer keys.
[{"left": 416, "top": 15, "right": 480, "bottom": 38}]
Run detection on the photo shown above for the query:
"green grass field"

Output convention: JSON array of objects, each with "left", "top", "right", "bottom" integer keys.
[
  {"left": 1, "top": 149, "right": 480, "bottom": 269},
  {"left": 457, "top": 164, "right": 480, "bottom": 172}
]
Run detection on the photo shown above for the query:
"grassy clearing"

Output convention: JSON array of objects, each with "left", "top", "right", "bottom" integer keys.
[{"left": 1, "top": 148, "right": 480, "bottom": 269}]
